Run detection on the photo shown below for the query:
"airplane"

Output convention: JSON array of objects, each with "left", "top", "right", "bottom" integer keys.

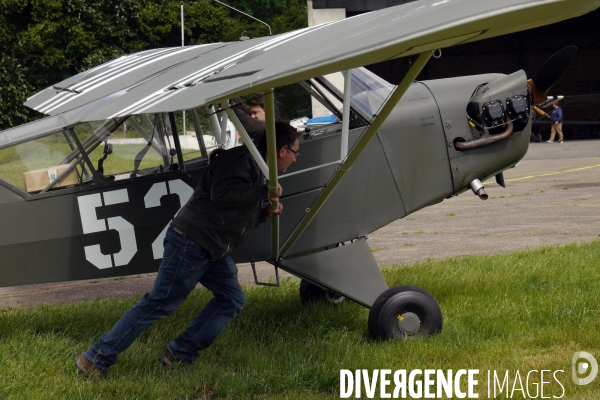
[{"left": 1, "top": 0, "right": 599, "bottom": 341}]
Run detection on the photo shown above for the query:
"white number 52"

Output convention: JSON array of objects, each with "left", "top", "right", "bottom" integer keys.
[{"left": 77, "top": 180, "right": 192, "bottom": 270}]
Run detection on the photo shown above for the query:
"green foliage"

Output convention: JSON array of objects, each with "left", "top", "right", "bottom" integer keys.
[
  {"left": 272, "top": 0, "right": 308, "bottom": 34},
  {"left": 219, "top": 0, "right": 308, "bottom": 39},
  {"left": 136, "top": 1, "right": 232, "bottom": 47},
  {"left": 0, "top": 55, "right": 34, "bottom": 128},
  {"left": 180, "top": 2, "right": 233, "bottom": 45},
  {"left": 276, "top": 83, "right": 312, "bottom": 122},
  {"left": 0, "top": 0, "right": 308, "bottom": 130}
]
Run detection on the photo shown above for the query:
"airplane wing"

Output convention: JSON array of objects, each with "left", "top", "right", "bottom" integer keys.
[{"left": 24, "top": 0, "right": 600, "bottom": 123}]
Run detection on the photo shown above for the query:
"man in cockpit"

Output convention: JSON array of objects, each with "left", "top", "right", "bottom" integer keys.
[
  {"left": 246, "top": 95, "right": 265, "bottom": 121},
  {"left": 230, "top": 93, "right": 267, "bottom": 144},
  {"left": 76, "top": 121, "right": 300, "bottom": 379},
  {"left": 232, "top": 92, "right": 265, "bottom": 121}
]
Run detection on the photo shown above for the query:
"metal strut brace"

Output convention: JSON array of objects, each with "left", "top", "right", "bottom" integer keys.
[
  {"left": 341, "top": 70, "right": 352, "bottom": 159},
  {"left": 250, "top": 261, "right": 281, "bottom": 287},
  {"left": 264, "top": 89, "right": 280, "bottom": 260},
  {"left": 222, "top": 105, "right": 269, "bottom": 177},
  {"left": 67, "top": 128, "right": 104, "bottom": 184},
  {"left": 191, "top": 108, "right": 209, "bottom": 158},
  {"left": 205, "top": 105, "right": 222, "bottom": 145},
  {"left": 279, "top": 51, "right": 433, "bottom": 258},
  {"left": 168, "top": 112, "right": 186, "bottom": 173}
]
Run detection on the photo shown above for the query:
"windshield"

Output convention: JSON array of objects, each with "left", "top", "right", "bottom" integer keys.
[
  {"left": 311, "top": 67, "right": 393, "bottom": 121},
  {"left": 0, "top": 110, "right": 217, "bottom": 196},
  {"left": 349, "top": 68, "right": 394, "bottom": 119}
]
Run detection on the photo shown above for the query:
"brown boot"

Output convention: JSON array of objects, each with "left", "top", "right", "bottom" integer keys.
[
  {"left": 158, "top": 349, "right": 192, "bottom": 366},
  {"left": 75, "top": 353, "right": 107, "bottom": 380}
]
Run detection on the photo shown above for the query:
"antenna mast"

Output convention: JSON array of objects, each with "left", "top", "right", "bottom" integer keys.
[{"left": 212, "top": 0, "right": 272, "bottom": 36}]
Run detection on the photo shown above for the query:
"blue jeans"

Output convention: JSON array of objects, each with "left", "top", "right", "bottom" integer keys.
[{"left": 84, "top": 226, "right": 246, "bottom": 371}]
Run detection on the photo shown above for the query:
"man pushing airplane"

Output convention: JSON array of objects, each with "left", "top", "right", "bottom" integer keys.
[{"left": 76, "top": 121, "right": 300, "bottom": 379}]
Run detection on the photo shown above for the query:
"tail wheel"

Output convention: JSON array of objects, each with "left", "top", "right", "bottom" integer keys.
[
  {"left": 368, "top": 286, "right": 442, "bottom": 340},
  {"left": 299, "top": 280, "right": 345, "bottom": 306}
]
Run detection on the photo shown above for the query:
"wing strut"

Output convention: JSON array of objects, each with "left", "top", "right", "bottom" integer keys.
[
  {"left": 205, "top": 105, "right": 222, "bottom": 145},
  {"left": 223, "top": 105, "right": 269, "bottom": 177},
  {"left": 219, "top": 111, "right": 230, "bottom": 147},
  {"left": 341, "top": 70, "right": 352, "bottom": 159},
  {"left": 280, "top": 51, "right": 433, "bottom": 258},
  {"left": 264, "top": 89, "right": 280, "bottom": 260},
  {"left": 191, "top": 109, "right": 209, "bottom": 158},
  {"left": 168, "top": 113, "right": 186, "bottom": 173}
]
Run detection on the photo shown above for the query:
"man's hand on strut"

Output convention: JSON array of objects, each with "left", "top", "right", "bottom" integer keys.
[
  {"left": 265, "top": 203, "right": 283, "bottom": 217},
  {"left": 265, "top": 184, "right": 283, "bottom": 217},
  {"left": 268, "top": 184, "right": 283, "bottom": 203}
]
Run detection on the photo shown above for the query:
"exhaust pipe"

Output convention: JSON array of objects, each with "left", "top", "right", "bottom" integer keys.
[
  {"left": 470, "top": 179, "right": 488, "bottom": 200},
  {"left": 455, "top": 118, "right": 514, "bottom": 151}
]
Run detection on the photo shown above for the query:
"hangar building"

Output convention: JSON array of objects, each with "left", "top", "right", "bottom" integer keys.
[{"left": 308, "top": 0, "right": 600, "bottom": 139}]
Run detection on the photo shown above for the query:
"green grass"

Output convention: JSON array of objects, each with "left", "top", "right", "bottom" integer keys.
[
  {"left": 2, "top": 242, "right": 600, "bottom": 399},
  {"left": 369, "top": 247, "right": 386, "bottom": 252}
]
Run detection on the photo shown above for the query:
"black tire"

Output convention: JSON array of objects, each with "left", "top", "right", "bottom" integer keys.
[
  {"left": 368, "top": 286, "right": 442, "bottom": 340},
  {"left": 368, "top": 285, "right": 435, "bottom": 339},
  {"left": 299, "top": 280, "right": 345, "bottom": 306},
  {"left": 531, "top": 133, "right": 542, "bottom": 142}
]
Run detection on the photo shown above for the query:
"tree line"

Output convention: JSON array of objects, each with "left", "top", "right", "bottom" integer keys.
[{"left": 0, "top": 0, "right": 307, "bottom": 130}]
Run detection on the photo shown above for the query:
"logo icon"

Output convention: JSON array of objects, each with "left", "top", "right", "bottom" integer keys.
[{"left": 572, "top": 351, "right": 598, "bottom": 385}]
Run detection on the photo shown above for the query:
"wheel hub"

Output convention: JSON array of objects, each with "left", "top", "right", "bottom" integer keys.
[
  {"left": 325, "top": 291, "right": 345, "bottom": 304},
  {"left": 397, "top": 312, "right": 421, "bottom": 335}
]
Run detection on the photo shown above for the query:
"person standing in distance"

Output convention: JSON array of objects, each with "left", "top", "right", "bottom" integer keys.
[
  {"left": 547, "top": 101, "right": 564, "bottom": 143},
  {"left": 76, "top": 122, "right": 301, "bottom": 379}
]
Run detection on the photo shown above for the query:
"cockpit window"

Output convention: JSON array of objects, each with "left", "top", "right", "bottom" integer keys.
[
  {"left": 0, "top": 130, "right": 88, "bottom": 193},
  {"left": 0, "top": 68, "right": 384, "bottom": 197},
  {"left": 274, "top": 72, "right": 372, "bottom": 134},
  {"left": 307, "top": 67, "right": 393, "bottom": 121},
  {"left": 349, "top": 68, "right": 394, "bottom": 119},
  {"left": 0, "top": 111, "right": 215, "bottom": 196},
  {"left": 81, "top": 116, "right": 169, "bottom": 180},
  {"left": 276, "top": 84, "right": 312, "bottom": 122}
]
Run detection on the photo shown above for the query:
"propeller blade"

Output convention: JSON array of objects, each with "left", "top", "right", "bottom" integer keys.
[
  {"left": 532, "top": 46, "right": 577, "bottom": 92},
  {"left": 528, "top": 46, "right": 577, "bottom": 104}
]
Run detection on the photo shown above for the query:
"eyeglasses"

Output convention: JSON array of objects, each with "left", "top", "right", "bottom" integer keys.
[{"left": 287, "top": 147, "right": 300, "bottom": 157}]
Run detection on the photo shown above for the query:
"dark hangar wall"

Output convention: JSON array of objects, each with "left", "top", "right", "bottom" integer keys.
[
  {"left": 312, "top": 1, "right": 600, "bottom": 138},
  {"left": 312, "top": 0, "right": 413, "bottom": 11}
]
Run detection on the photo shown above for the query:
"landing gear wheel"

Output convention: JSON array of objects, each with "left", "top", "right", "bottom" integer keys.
[
  {"left": 368, "top": 286, "right": 442, "bottom": 340},
  {"left": 299, "top": 280, "right": 345, "bottom": 306},
  {"left": 368, "top": 285, "right": 434, "bottom": 338}
]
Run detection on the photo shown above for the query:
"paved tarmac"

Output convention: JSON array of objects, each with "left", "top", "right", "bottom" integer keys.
[{"left": 1, "top": 139, "right": 599, "bottom": 308}]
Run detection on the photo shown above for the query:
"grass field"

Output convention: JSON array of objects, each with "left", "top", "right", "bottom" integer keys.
[{"left": 1, "top": 241, "right": 600, "bottom": 399}]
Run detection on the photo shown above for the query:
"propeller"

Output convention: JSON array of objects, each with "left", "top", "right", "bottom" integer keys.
[{"left": 528, "top": 46, "right": 577, "bottom": 105}]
